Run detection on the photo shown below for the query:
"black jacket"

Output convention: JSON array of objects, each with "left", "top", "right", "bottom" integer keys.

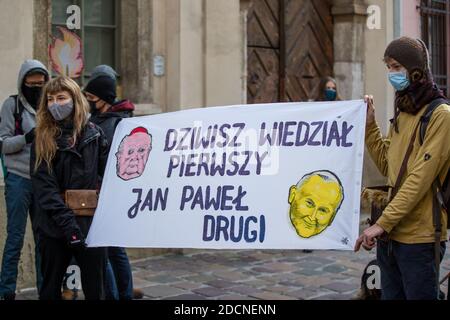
[
  {"left": 30, "top": 122, "right": 109, "bottom": 241},
  {"left": 90, "top": 99, "right": 135, "bottom": 148}
]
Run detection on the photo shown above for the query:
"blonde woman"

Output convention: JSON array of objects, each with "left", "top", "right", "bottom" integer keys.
[{"left": 31, "top": 76, "right": 109, "bottom": 300}]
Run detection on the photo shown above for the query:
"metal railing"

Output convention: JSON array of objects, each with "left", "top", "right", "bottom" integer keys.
[{"left": 419, "top": 0, "right": 450, "bottom": 96}]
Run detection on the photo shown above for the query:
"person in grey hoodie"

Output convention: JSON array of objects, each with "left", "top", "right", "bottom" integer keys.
[{"left": 0, "top": 60, "right": 49, "bottom": 300}]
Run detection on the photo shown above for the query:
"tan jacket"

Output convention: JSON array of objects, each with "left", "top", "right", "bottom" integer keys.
[{"left": 365, "top": 103, "right": 450, "bottom": 244}]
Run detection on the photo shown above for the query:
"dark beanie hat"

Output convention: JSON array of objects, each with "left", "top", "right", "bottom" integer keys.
[
  {"left": 384, "top": 36, "right": 430, "bottom": 75},
  {"left": 84, "top": 75, "right": 117, "bottom": 105}
]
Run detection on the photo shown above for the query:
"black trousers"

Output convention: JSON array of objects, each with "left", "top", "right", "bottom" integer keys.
[
  {"left": 39, "top": 235, "right": 107, "bottom": 300},
  {"left": 377, "top": 239, "right": 446, "bottom": 300}
]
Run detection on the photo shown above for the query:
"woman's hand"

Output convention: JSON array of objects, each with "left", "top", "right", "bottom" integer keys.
[
  {"left": 364, "top": 95, "right": 375, "bottom": 126},
  {"left": 354, "top": 224, "right": 385, "bottom": 252}
]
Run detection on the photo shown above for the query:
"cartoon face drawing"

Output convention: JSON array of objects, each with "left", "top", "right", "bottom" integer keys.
[
  {"left": 116, "top": 127, "right": 152, "bottom": 181},
  {"left": 288, "top": 171, "right": 344, "bottom": 238}
]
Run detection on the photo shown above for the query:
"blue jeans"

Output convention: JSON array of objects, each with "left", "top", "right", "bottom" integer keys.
[
  {"left": 377, "top": 239, "right": 446, "bottom": 300},
  {"left": 0, "top": 172, "right": 42, "bottom": 297},
  {"left": 105, "top": 247, "right": 133, "bottom": 300}
]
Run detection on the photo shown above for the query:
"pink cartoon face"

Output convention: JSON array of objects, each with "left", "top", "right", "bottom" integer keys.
[{"left": 116, "top": 127, "right": 152, "bottom": 181}]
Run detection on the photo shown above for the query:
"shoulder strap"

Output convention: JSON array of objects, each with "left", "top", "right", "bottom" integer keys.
[
  {"left": 419, "top": 98, "right": 449, "bottom": 145},
  {"left": 443, "top": 174, "right": 450, "bottom": 205},
  {"left": 431, "top": 179, "right": 443, "bottom": 299},
  {"left": 11, "top": 95, "right": 25, "bottom": 136},
  {"left": 10, "top": 95, "right": 24, "bottom": 121},
  {"left": 424, "top": 100, "right": 450, "bottom": 297},
  {"left": 390, "top": 120, "right": 421, "bottom": 201},
  {"left": 391, "top": 98, "right": 449, "bottom": 201},
  {"left": 420, "top": 98, "right": 450, "bottom": 207},
  {"left": 434, "top": 168, "right": 449, "bottom": 216}
]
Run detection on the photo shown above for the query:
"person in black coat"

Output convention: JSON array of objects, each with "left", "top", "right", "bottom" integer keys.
[
  {"left": 84, "top": 75, "right": 135, "bottom": 147},
  {"left": 84, "top": 73, "right": 138, "bottom": 300},
  {"left": 31, "top": 76, "right": 109, "bottom": 300}
]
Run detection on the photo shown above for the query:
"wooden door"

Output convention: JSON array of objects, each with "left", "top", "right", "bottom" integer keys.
[
  {"left": 247, "top": 0, "right": 280, "bottom": 103},
  {"left": 247, "top": 0, "right": 334, "bottom": 103}
]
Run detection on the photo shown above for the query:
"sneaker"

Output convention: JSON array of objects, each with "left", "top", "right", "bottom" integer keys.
[{"left": 132, "top": 288, "right": 144, "bottom": 300}]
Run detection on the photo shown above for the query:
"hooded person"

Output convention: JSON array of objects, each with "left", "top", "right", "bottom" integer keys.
[
  {"left": 356, "top": 37, "right": 450, "bottom": 300},
  {"left": 83, "top": 68, "right": 141, "bottom": 301},
  {"left": 383, "top": 37, "right": 447, "bottom": 133},
  {"left": 0, "top": 59, "right": 49, "bottom": 300}
]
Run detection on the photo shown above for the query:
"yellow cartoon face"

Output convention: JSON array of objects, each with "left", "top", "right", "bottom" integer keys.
[{"left": 288, "top": 172, "right": 344, "bottom": 238}]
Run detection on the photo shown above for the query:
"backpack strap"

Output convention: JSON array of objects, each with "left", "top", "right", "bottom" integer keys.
[
  {"left": 418, "top": 98, "right": 450, "bottom": 299},
  {"left": 431, "top": 179, "right": 443, "bottom": 299},
  {"left": 443, "top": 174, "right": 450, "bottom": 206},
  {"left": 390, "top": 120, "right": 421, "bottom": 201},
  {"left": 9, "top": 95, "right": 25, "bottom": 136},
  {"left": 419, "top": 98, "right": 450, "bottom": 211},
  {"left": 419, "top": 98, "right": 448, "bottom": 145},
  {"left": 389, "top": 98, "right": 448, "bottom": 199}
]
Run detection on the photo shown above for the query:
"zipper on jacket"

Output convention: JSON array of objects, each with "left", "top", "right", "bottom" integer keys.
[{"left": 81, "top": 132, "right": 100, "bottom": 147}]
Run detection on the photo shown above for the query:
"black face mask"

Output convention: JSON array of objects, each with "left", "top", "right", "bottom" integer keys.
[{"left": 22, "top": 85, "right": 42, "bottom": 108}]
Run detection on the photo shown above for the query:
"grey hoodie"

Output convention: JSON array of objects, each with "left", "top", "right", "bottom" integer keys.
[{"left": 0, "top": 60, "right": 49, "bottom": 179}]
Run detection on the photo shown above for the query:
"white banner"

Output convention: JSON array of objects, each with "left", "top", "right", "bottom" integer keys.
[{"left": 86, "top": 100, "right": 366, "bottom": 250}]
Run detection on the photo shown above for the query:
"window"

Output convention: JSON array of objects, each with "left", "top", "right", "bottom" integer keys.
[
  {"left": 420, "top": 0, "right": 450, "bottom": 96},
  {"left": 51, "top": 0, "right": 119, "bottom": 84}
]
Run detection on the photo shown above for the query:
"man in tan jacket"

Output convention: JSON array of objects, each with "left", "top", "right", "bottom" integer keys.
[{"left": 355, "top": 37, "right": 450, "bottom": 300}]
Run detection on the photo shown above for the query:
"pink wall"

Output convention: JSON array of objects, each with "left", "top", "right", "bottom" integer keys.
[{"left": 402, "top": 0, "right": 421, "bottom": 38}]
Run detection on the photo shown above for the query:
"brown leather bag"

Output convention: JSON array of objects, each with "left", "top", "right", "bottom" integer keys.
[{"left": 62, "top": 190, "right": 99, "bottom": 217}]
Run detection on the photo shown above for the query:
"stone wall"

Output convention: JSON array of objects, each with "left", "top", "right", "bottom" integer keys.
[
  {"left": 363, "top": 0, "right": 395, "bottom": 187},
  {"left": 0, "top": 0, "right": 36, "bottom": 291}
]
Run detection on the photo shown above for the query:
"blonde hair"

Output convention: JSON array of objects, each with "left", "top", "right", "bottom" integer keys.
[{"left": 34, "top": 76, "right": 89, "bottom": 171}]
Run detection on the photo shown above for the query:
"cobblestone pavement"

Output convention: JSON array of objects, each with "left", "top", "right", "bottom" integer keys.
[{"left": 16, "top": 247, "right": 450, "bottom": 300}]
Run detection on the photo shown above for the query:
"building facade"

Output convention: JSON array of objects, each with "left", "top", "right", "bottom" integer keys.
[{"left": 0, "top": 0, "right": 448, "bottom": 290}]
